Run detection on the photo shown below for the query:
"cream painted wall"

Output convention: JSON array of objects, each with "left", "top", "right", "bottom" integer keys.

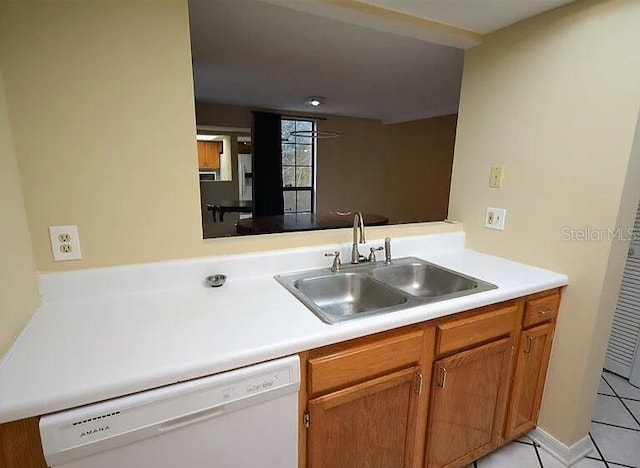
[
  {"left": 0, "top": 69, "right": 40, "bottom": 357},
  {"left": 0, "top": 0, "right": 459, "bottom": 273},
  {"left": 449, "top": 0, "right": 640, "bottom": 445},
  {"left": 0, "top": 1, "right": 201, "bottom": 272}
]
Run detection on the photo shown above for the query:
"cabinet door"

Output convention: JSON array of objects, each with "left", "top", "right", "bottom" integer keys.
[
  {"left": 505, "top": 322, "right": 555, "bottom": 439},
  {"left": 424, "top": 338, "right": 512, "bottom": 468},
  {"left": 307, "top": 367, "right": 420, "bottom": 468},
  {"left": 196, "top": 140, "right": 208, "bottom": 169},
  {"left": 205, "top": 141, "right": 220, "bottom": 170},
  {"left": 196, "top": 141, "right": 221, "bottom": 170}
]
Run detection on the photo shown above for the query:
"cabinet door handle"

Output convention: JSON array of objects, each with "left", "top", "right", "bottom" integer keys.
[
  {"left": 539, "top": 306, "right": 553, "bottom": 315},
  {"left": 438, "top": 367, "right": 447, "bottom": 389},
  {"left": 415, "top": 372, "right": 423, "bottom": 395},
  {"left": 524, "top": 335, "right": 533, "bottom": 354}
]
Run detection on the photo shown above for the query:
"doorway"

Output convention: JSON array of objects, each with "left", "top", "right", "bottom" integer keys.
[{"left": 604, "top": 201, "right": 640, "bottom": 387}]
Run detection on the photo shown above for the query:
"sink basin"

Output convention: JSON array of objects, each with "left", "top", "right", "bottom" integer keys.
[
  {"left": 292, "top": 273, "right": 407, "bottom": 323},
  {"left": 275, "top": 257, "right": 497, "bottom": 324},
  {"left": 370, "top": 261, "right": 482, "bottom": 298}
]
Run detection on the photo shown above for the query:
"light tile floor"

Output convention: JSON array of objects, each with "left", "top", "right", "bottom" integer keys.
[{"left": 466, "top": 370, "right": 640, "bottom": 467}]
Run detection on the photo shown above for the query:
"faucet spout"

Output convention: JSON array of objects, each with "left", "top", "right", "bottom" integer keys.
[{"left": 351, "top": 212, "right": 366, "bottom": 264}]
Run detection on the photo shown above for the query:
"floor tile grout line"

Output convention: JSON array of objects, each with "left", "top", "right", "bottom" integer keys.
[
  {"left": 524, "top": 433, "right": 540, "bottom": 447},
  {"left": 617, "top": 396, "right": 640, "bottom": 428},
  {"left": 533, "top": 443, "right": 545, "bottom": 468},
  {"left": 598, "top": 392, "right": 640, "bottom": 402},
  {"left": 609, "top": 462, "right": 640, "bottom": 468},
  {"left": 602, "top": 374, "right": 640, "bottom": 428},
  {"left": 584, "top": 456, "right": 639, "bottom": 468},
  {"left": 589, "top": 432, "right": 611, "bottom": 468},
  {"left": 598, "top": 375, "right": 640, "bottom": 468},
  {"left": 601, "top": 374, "right": 619, "bottom": 395},
  {"left": 514, "top": 439, "right": 535, "bottom": 446},
  {"left": 602, "top": 372, "right": 640, "bottom": 397},
  {"left": 598, "top": 392, "right": 640, "bottom": 403},
  {"left": 607, "top": 461, "right": 640, "bottom": 468},
  {"left": 591, "top": 420, "right": 640, "bottom": 432}
]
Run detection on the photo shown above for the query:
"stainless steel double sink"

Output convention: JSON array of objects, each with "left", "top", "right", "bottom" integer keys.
[{"left": 275, "top": 257, "right": 497, "bottom": 324}]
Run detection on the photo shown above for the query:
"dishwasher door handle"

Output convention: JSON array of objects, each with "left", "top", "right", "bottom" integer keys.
[{"left": 158, "top": 405, "right": 226, "bottom": 433}]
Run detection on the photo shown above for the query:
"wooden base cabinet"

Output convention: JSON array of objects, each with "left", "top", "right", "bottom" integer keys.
[
  {"left": 300, "top": 288, "right": 561, "bottom": 468},
  {"left": 504, "top": 322, "right": 555, "bottom": 439},
  {"left": 307, "top": 367, "right": 421, "bottom": 468},
  {"left": 424, "top": 338, "right": 513, "bottom": 468},
  {"left": 0, "top": 418, "right": 46, "bottom": 468}
]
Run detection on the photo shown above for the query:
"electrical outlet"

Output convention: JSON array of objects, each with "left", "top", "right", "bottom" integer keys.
[
  {"left": 485, "top": 207, "right": 506, "bottom": 231},
  {"left": 49, "top": 225, "right": 82, "bottom": 261},
  {"left": 489, "top": 165, "right": 504, "bottom": 188}
]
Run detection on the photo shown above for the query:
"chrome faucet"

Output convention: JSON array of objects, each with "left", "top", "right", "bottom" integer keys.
[{"left": 351, "top": 212, "right": 366, "bottom": 264}]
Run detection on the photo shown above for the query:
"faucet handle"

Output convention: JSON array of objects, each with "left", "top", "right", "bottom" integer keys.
[
  {"left": 324, "top": 251, "right": 342, "bottom": 272},
  {"left": 368, "top": 246, "right": 384, "bottom": 262}
]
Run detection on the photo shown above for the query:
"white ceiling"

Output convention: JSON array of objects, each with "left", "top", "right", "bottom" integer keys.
[
  {"left": 189, "top": 0, "right": 574, "bottom": 123},
  {"left": 359, "top": 0, "right": 574, "bottom": 34},
  {"left": 189, "top": 0, "right": 464, "bottom": 123}
]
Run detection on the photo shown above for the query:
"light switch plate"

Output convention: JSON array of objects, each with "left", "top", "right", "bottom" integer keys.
[
  {"left": 485, "top": 207, "right": 506, "bottom": 230},
  {"left": 49, "top": 225, "right": 82, "bottom": 261},
  {"left": 489, "top": 165, "right": 504, "bottom": 188}
]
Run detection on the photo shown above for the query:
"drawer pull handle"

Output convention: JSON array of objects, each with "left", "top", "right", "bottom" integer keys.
[
  {"left": 539, "top": 306, "right": 554, "bottom": 315},
  {"left": 438, "top": 367, "right": 447, "bottom": 389},
  {"left": 524, "top": 336, "right": 533, "bottom": 354}
]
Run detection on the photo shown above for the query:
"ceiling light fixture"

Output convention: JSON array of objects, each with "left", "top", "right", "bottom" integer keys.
[
  {"left": 305, "top": 96, "right": 325, "bottom": 107},
  {"left": 290, "top": 130, "right": 340, "bottom": 139}
]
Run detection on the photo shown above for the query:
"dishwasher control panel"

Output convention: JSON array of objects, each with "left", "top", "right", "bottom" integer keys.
[{"left": 224, "top": 367, "right": 289, "bottom": 400}]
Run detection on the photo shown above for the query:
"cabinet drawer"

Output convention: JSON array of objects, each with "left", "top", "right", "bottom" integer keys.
[
  {"left": 308, "top": 330, "right": 424, "bottom": 395},
  {"left": 523, "top": 293, "right": 559, "bottom": 328},
  {"left": 436, "top": 306, "right": 517, "bottom": 356}
]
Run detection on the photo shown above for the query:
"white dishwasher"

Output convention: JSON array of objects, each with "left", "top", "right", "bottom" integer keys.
[{"left": 39, "top": 355, "right": 300, "bottom": 468}]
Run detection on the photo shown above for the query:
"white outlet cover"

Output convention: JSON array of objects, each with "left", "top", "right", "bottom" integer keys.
[
  {"left": 49, "top": 225, "right": 82, "bottom": 261},
  {"left": 485, "top": 207, "right": 506, "bottom": 231}
]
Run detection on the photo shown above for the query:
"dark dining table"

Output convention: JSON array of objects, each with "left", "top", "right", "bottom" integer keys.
[
  {"left": 207, "top": 201, "right": 253, "bottom": 222},
  {"left": 235, "top": 212, "right": 389, "bottom": 235}
]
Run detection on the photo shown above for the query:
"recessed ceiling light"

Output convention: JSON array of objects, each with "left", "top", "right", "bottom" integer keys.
[{"left": 305, "top": 96, "right": 325, "bottom": 107}]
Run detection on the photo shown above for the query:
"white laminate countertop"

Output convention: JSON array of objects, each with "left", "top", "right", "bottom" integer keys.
[{"left": 0, "top": 232, "right": 568, "bottom": 424}]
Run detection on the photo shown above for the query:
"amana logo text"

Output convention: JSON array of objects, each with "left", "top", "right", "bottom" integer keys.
[{"left": 80, "top": 426, "right": 110, "bottom": 437}]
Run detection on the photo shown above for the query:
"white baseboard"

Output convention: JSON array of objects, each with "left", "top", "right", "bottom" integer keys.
[{"left": 528, "top": 427, "right": 593, "bottom": 466}]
